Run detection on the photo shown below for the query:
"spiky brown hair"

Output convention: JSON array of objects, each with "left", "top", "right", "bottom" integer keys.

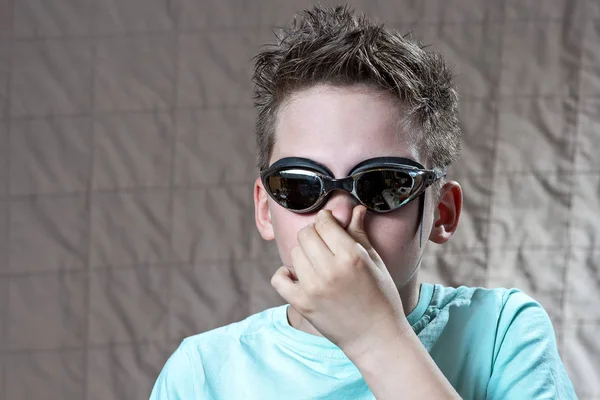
[{"left": 252, "top": 5, "right": 461, "bottom": 175}]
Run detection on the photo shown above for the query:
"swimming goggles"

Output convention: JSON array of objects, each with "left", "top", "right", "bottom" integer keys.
[
  {"left": 260, "top": 156, "right": 444, "bottom": 213},
  {"left": 260, "top": 157, "right": 445, "bottom": 246}
]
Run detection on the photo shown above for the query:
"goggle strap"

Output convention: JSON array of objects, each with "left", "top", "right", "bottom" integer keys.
[{"left": 419, "top": 192, "right": 425, "bottom": 248}]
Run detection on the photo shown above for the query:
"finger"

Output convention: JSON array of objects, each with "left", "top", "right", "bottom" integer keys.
[
  {"left": 346, "top": 205, "right": 374, "bottom": 251},
  {"left": 313, "top": 209, "right": 357, "bottom": 255},
  {"left": 297, "top": 223, "right": 335, "bottom": 268},
  {"left": 290, "top": 245, "right": 318, "bottom": 286},
  {"left": 271, "top": 266, "right": 303, "bottom": 304}
]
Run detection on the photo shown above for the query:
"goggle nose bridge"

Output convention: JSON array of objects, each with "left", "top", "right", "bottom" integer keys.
[{"left": 320, "top": 175, "right": 356, "bottom": 194}]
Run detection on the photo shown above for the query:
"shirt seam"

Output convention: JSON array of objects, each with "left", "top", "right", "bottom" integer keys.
[
  {"left": 413, "top": 283, "right": 439, "bottom": 327},
  {"left": 181, "top": 340, "right": 200, "bottom": 396}
]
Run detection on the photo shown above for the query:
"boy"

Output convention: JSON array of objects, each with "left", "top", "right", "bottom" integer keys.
[{"left": 150, "top": 5, "right": 576, "bottom": 399}]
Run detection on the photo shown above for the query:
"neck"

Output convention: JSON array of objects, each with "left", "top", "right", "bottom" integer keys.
[{"left": 285, "top": 275, "right": 421, "bottom": 338}]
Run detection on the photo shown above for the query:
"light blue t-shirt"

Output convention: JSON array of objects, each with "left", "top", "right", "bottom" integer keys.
[{"left": 150, "top": 284, "right": 576, "bottom": 399}]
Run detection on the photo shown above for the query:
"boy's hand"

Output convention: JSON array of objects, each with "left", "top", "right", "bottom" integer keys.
[{"left": 271, "top": 205, "right": 412, "bottom": 360}]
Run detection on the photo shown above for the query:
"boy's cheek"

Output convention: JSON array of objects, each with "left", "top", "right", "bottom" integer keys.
[
  {"left": 271, "top": 213, "right": 314, "bottom": 265},
  {"left": 276, "top": 236, "right": 301, "bottom": 267},
  {"left": 363, "top": 219, "right": 421, "bottom": 271}
]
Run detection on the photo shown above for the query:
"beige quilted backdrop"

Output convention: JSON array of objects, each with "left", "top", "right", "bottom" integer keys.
[{"left": 0, "top": 0, "right": 599, "bottom": 399}]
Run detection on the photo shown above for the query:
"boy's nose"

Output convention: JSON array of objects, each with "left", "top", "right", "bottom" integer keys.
[{"left": 320, "top": 191, "right": 358, "bottom": 229}]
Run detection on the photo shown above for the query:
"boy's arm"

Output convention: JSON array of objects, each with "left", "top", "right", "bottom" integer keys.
[
  {"left": 485, "top": 291, "right": 577, "bottom": 399},
  {"left": 345, "top": 325, "right": 462, "bottom": 400}
]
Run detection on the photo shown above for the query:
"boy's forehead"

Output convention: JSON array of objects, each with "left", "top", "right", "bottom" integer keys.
[{"left": 271, "top": 84, "right": 423, "bottom": 175}]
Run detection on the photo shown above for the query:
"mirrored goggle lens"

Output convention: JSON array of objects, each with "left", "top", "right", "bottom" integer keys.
[
  {"left": 266, "top": 169, "right": 323, "bottom": 211},
  {"left": 356, "top": 170, "right": 414, "bottom": 211}
]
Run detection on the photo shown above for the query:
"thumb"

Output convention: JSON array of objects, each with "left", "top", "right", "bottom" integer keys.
[{"left": 346, "top": 205, "right": 373, "bottom": 250}]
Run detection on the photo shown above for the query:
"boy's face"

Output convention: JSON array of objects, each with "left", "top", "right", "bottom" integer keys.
[{"left": 254, "top": 84, "right": 440, "bottom": 288}]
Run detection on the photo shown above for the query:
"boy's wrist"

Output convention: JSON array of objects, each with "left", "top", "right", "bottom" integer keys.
[
  {"left": 345, "top": 324, "right": 461, "bottom": 400},
  {"left": 341, "top": 317, "right": 413, "bottom": 365}
]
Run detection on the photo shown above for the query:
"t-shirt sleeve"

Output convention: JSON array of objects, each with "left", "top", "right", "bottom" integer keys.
[
  {"left": 486, "top": 290, "right": 577, "bottom": 400},
  {"left": 149, "top": 340, "right": 201, "bottom": 400}
]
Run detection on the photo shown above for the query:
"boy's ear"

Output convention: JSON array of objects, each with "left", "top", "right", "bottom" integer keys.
[
  {"left": 429, "top": 181, "right": 462, "bottom": 244},
  {"left": 254, "top": 177, "right": 275, "bottom": 241}
]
